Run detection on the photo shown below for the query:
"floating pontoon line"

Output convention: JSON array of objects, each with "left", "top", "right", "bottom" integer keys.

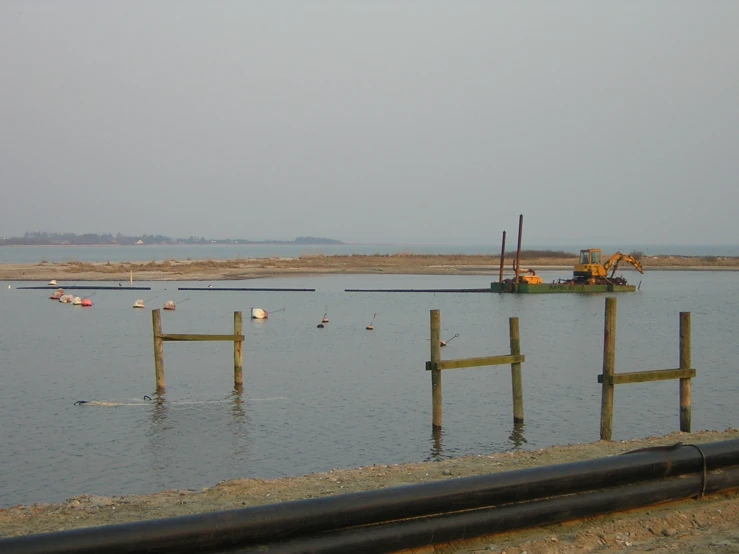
[
  {"left": 177, "top": 287, "right": 316, "bottom": 292},
  {"left": 344, "top": 288, "right": 493, "bottom": 293},
  {"left": 18, "top": 285, "right": 152, "bottom": 290}
]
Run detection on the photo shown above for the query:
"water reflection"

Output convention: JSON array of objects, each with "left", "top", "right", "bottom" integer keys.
[
  {"left": 230, "top": 389, "right": 247, "bottom": 430},
  {"left": 427, "top": 427, "right": 444, "bottom": 461},
  {"left": 150, "top": 393, "right": 168, "bottom": 427},
  {"left": 508, "top": 422, "right": 527, "bottom": 448}
]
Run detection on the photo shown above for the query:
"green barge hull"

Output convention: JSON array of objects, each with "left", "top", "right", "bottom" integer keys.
[{"left": 491, "top": 282, "right": 637, "bottom": 294}]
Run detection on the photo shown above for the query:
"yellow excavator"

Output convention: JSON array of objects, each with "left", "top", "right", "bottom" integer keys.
[{"left": 573, "top": 249, "right": 644, "bottom": 285}]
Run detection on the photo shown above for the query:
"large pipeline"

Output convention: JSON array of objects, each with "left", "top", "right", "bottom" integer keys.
[
  {"left": 232, "top": 465, "right": 739, "bottom": 554},
  {"left": 2, "top": 440, "right": 739, "bottom": 554}
]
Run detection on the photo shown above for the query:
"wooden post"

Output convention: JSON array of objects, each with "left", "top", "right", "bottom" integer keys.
[
  {"left": 430, "top": 309, "right": 442, "bottom": 429},
  {"left": 514, "top": 214, "right": 523, "bottom": 292},
  {"left": 234, "top": 311, "right": 243, "bottom": 389},
  {"left": 498, "top": 230, "right": 506, "bottom": 285},
  {"left": 152, "top": 309, "right": 165, "bottom": 393},
  {"left": 679, "top": 312, "right": 692, "bottom": 432},
  {"left": 600, "top": 297, "right": 617, "bottom": 440},
  {"left": 509, "top": 317, "right": 524, "bottom": 423}
]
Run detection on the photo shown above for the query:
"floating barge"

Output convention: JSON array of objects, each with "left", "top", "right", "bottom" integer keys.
[
  {"left": 491, "top": 214, "right": 642, "bottom": 294},
  {"left": 491, "top": 282, "right": 636, "bottom": 294}
]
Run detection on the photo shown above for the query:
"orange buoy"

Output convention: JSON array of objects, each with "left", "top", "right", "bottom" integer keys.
[{"left": 81, "top": 298, "right": 93, "bottom": 307}]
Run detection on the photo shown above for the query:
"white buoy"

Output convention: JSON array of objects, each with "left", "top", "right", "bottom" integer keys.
[
  {"left": 48, "top": 279, "right": 58, "bottom": 286},
  {"left": 251, "top": 308, "right": 268, "bottom": 319},
  {"left": 133, "top": 299, "right": 145, "bottom": 309}
]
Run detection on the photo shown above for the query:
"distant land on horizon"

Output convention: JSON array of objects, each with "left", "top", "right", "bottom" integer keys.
[{"left": 0, "top": 232, "right": 344, "bottom": 247}]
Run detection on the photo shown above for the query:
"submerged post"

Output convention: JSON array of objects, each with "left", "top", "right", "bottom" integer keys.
[
  {"left": 234, "top": 311, "right": 243, "bottom": 389},
  {"left": 152, "top": 309, "right": 165, "bottom": 392},
  {"left": 514, "top": 214, "right": 523, "bottom": 292},
  {"left": 498, "top": 230, "right": 507, "bottom": 285},
  {"left": 679, "top": 312, "right": 692, "bottom": 432},
  {"left": 509, "top": 317, "right": 524, "bottom": 423},
  {"left": 600, "top": 297, "right": 617, "bottom": 440},
  {"left": 430, "top": 309, "right": 442, "bottom": 429}
]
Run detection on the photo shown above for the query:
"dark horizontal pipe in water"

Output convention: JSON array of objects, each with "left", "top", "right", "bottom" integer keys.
[
  {"left": 17, "top": 286, "right": 152, "bottom": 290},
  {"left": 344, "top": 288, "right": 493, "bottom": 293},
  {"left": 177, "top": 287, "right": 315, "bottom": 292},
  {"left": 3, "top": 440, "right": 739, "bottom": 554},
  {"left": 236, "top": 465, "right": 739, "bottom": 554}
]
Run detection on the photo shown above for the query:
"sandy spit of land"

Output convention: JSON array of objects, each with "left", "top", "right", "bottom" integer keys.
[
  {"left": 1, "top": 253, "right": 738, "bottom": 282},
  {"left": 3, "top": 429, "right": 739, "bottom": 554}
]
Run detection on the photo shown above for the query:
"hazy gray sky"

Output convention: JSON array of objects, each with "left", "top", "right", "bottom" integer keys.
[{"left": 2, "top": 2, "right": 738, "bottom": 245}]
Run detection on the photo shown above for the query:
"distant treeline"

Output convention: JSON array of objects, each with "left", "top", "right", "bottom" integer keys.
[{"left": 0, "top": 232, "right": 344, "bottom": 246}]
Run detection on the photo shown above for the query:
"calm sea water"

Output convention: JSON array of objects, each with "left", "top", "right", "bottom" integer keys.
[
  {"left": 1, "top": 243, "right": 738, "bottom": 264},
  {"left": 1, "top": 270, "right": 739, "bottom": 508}
]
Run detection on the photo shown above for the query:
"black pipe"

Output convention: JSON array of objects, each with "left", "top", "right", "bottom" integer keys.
[
  {"left": 176, "top": 288, "right": 315, "bottom": 292},
  {"left": 344, "top": 289, "right": 493, "bottom": 293},
  {"left": 231, "top": 465, "right": 739, "bottom": 554},
  {"left": 3, "top": 439, "right": 739, "bottom": 554},
  {"left": 17, "top": 286, "right": 152, "bottom": 290}
]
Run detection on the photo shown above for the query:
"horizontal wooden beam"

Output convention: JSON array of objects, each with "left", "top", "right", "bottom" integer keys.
[
  {"left": 598, "top": 368, "right": 696, "bottom": 385},
  {"left": 158, "top": 334, "right": 244, "bottom": 342},
  {"left": 426, "top": 354, "right": 525, "bottom": 371}
]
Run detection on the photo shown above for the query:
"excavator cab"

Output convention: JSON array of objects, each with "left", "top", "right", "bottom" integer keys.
[
  {"left": 574, "top": 249, "right": 607, "bottom": 281},
  {"left": 579, "top": 249, "right": 601, "bottom": 265}
]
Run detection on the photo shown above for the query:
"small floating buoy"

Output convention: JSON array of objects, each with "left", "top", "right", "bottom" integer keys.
[
  {"left": 59, "top": 294, "right": 73, "bottom": 303},
  {"left": 317, "top": 323, "right": 324, "bottom": 329},
  {"left": 163, "top": 300, "right": 176, "bottom": 311},
  {"left": 48, "top": 279, "right": 57, "bottom": 286},
  {"left": 133, "top": 299, "right": 146, "bottom": 309},
  {"left": 72, "top": 296, "right": 83, "bottom": 305},
  {"left": 251, "top": 308, "right": 268, "bottom": 319},
  {"left": 81, "top": 298, "right": 93, "bottom": 307},
  {"left": 366, "top": 312, "right": 377, "bottom": 330},
  {"left": 322, "top": 306, "right": 329, "bottom": 323},
  {"left": 8, "top": 284, "right": 11, "bottom": 289},
  {"left": 207, "top": 284, "right": 213, "bottom": 289}
]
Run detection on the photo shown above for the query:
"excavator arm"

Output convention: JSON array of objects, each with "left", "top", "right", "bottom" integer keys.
[{"left": 603, "top": 252, "right": 644, "bottom": 278}]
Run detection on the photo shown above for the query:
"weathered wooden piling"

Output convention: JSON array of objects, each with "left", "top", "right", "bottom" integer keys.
[
  {"left": 599, "top": 297, "right": 617, "bottom": 440},
  {"left": 430, "top": 310, "right": 443, "bottom": 429},
  {"left": 679, "top": 311, "right": 691, "bottom": 432},
  {"left": 234, "top": 311, "right": 244, "bottom": 389},
  {"left": 509, "top": 317, "right": 524, "bottom": 423},
  {"left": 152, "top": 309, "right": 165, "bottom": 393},
  {"left": 598, "top": 298, "right": 695, "bottom": 440}
]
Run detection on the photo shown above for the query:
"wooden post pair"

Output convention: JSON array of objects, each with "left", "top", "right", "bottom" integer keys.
[
  {"left": 152, "top": 309, "right": 245, "bottom": 393},
  {"left": 429, "top": 309, "right": 525, "bottom": 429},
  {"left": 599, "top": 297, "right": 694, "bottom": 440}
]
